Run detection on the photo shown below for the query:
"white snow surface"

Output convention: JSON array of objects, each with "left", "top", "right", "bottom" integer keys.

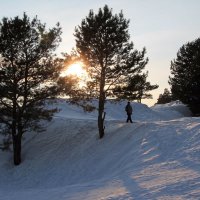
[{"left": 1, "top": 99, "right": 200, "bottom": 200}]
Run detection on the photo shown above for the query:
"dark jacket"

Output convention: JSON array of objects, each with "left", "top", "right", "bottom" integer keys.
[{"left": 125, "top": 104, "right": 133, "bottom": 115}]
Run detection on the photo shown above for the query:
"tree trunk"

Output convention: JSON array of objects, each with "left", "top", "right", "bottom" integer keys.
[
  {"left": 98, "top": 111, "right": 105, "bottom": 139},
  {"left": 98, "top": 113, "right": 105, "bottom": 139},
  {"left": 13, "top": 135, "right": 22, "bottom": 165},
  {"left": 98, "top": 60, "right": 106, "bottom": 139},
  {"left": 98, "top": 93, "right": 105, "bottom": 139}
]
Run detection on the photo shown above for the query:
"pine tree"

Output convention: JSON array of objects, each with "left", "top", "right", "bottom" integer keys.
[
  {"left": 0, "top": 13, "right": 62, "bottom": 165},
  {"left": 73, "top": 5, "right": 148, "bottom": 138},
  {"left": 156, "top": 88, "right": 173, "bottom": 104},
  {"left": 169, "top": 38, "right": 200, "bottom": 115},
  {"left": 113, "top": 72, "right": 158, "bottom": 103}
]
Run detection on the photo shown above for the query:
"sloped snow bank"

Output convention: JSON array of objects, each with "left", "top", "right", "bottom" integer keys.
[
  {"left": 152, "top": 100, "right": 192, "bottom": 120},
  {"left": 0, "top": 99, "right": 198, "bottom": 200},
  {"left": 1, "top": 117, "right": 200, "bottom": 200},
  {"left": 53, "top": 99, "right": 191, "bottom": 121}
]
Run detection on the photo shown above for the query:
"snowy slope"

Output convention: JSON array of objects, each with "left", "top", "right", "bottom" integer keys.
[{"left": 0, "top": 100, "right": 200, "bottom": 200}]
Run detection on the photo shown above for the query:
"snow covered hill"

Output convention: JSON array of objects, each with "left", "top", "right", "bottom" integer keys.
[{"left": 1, "top": 100, "right": 200, "bottom": 200}]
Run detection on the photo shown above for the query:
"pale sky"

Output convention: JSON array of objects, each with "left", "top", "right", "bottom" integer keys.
[{"left": 0, "top": 0, "right": 200, "bottom": 106}]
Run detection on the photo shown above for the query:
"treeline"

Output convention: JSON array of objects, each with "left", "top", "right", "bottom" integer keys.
[
  {"left": 156, "top": 38, "right": 200, "bottom": 116},
  {"left": 0, "top": 5, "right": 199, "bottom": 165}
]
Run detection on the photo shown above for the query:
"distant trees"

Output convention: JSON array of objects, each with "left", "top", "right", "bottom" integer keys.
[
  {"left": 156, "top": 88, "right": 174, "bottom": 104},
  {"left": 0, "top": 13, "right": 62, "bottom": 165},
  {"left": 114, "top": 72, "right": 158, "bottom": 103},
  {"left": 73, "top": 5, "right": 152, "bottom": 138},
  {"left": 169, "top": 38, "right": 200, "bottom": 115}
]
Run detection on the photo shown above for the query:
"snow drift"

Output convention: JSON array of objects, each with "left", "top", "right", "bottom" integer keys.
[{"left": 1, "top": 100, "right": 200, "bottom": 200}]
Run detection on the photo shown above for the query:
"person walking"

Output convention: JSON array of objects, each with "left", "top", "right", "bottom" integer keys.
[{"left": 125, "top": 101, "right": 133, "bottom": 123}]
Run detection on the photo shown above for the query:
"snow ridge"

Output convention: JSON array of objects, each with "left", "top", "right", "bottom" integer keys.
[{"left": 1, "top": 100, "right": 200, "bottom": 200}]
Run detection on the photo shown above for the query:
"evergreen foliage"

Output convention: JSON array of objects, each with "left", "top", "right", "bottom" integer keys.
[
  {"left": 169, "top": 38, "right": 200, "bottom": 115},
  {"left": 0, "top": 13, "right": 62, "bottom": 165},
  {"left": 156, "top": 88, "right": 174, "bottom": 104},
  {"left": 73, "top": 5, "right": 150, "bottom": 138},
  {"left": 114, "top": 72, "right": 158, "bottom": 103}
]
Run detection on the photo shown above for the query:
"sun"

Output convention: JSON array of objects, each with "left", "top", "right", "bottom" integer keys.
[{"left": 61, "top": 62, "right": 87, "bottom": 77}]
